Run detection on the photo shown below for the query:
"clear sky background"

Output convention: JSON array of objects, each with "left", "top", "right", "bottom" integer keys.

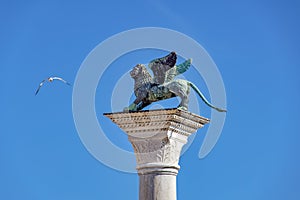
[{"left": 1, "top": 0, "right": 300, "bottom": 199}]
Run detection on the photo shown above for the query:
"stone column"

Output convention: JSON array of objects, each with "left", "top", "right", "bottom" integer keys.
[{"left": 104, "top": 108, "right": 209, "bottom": 200}]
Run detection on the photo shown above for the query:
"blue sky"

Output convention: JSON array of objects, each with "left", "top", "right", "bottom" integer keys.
[{"left": 1, "top": 0, "right": 300, "bottom": 199}]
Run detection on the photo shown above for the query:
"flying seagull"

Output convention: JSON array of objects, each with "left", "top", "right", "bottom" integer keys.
[{"left": 35, "top": 76, "right": 71, "bottom": 95}]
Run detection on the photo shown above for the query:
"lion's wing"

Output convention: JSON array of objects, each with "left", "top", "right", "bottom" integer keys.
[
  {"left": 148, "top": 52, "right": 177, "bottom": 84},
  {"left": 165, "top": 58, "right": 192, "bottom": 83}
]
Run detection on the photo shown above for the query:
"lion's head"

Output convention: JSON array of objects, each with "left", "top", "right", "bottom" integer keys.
[{"left": 130, "top": 64, "right": 148, "bottom": 78}]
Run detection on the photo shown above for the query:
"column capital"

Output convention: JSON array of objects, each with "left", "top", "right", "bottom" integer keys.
[{"left": 104, "top": 109, "right": 209, "bottom": 174}]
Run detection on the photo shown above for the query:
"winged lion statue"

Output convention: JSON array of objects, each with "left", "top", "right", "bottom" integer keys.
[{"left": 123, "top": 52, "right": 226, "bottom": 112}]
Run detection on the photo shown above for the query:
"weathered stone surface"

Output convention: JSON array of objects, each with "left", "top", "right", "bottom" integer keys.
[{"left": 104, "top": 108, "right": 209, "bottom": 200}]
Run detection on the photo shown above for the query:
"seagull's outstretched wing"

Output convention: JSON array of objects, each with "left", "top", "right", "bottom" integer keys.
[
  {"left": 35, "top": 79, "right": 46, "bottom": 95},
  {"left": 52, "top": 77, "right": 71, "bottom": 85},
  {"left": 148, "top": 52, "right": 177, "bottom": 84},
  {"left": 35, "top": 76, "right": 71, "bottom": 95}
]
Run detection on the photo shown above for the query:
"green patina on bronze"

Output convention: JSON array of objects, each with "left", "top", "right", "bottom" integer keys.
[{"left": 124, "top": 52, "right": 226, "bottom": 112}]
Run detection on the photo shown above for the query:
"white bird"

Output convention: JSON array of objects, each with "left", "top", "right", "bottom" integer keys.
[{"left": 35, "top": 76, "right": 71, "bottom": 95}]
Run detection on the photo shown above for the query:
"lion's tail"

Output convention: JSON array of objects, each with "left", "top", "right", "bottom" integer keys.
[{"left": 189, "top": 82, "right": 227, "bottom": 112}]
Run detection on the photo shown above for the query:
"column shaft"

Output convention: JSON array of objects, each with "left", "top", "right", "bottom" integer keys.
[{"left": 139, "top": 173, "right": 177, "bottom": 200}]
